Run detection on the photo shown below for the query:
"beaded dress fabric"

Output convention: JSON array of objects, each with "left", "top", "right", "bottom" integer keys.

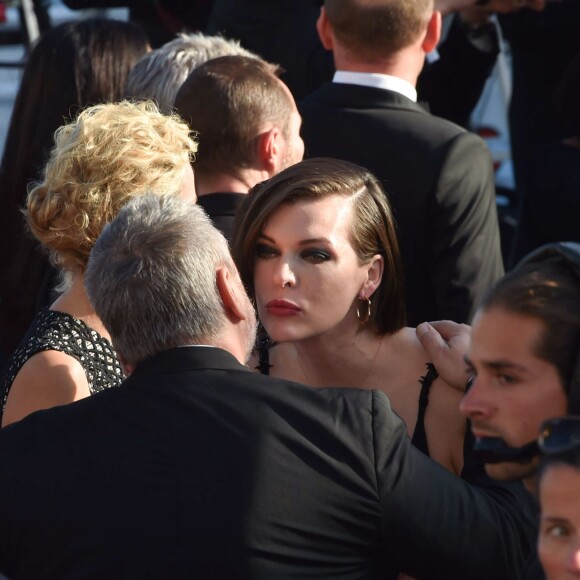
[{"left": 1, "top": 309, "right": 124, "bottom": 411}]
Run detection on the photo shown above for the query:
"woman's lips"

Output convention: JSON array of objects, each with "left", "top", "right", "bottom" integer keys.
[{"left": 266, "top": 300, "right": 301, "bottom": 316}]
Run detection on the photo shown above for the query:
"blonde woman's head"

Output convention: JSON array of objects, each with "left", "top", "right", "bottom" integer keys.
[{"left": 26, "top": 100, "right": 197, "bottom": 274}]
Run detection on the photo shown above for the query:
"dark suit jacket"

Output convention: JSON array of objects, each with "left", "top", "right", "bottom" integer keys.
[
  {"left": 510, "top": 142, "right": 580, "bottom": 266},
  {"left": 299, "top": 83, "right": 504, "bottom": 325},
  {"left": 0, "top": 347, "right": 534, "bottom": 579},
  {"left": 207, "top": 1, "right": 497, "bottom": 125},
  {"left": 197, "top": 191, "right": 246, "bottom": 244},
  {"left": 499, "top": 4, "right": 580, "bottom": 194}
]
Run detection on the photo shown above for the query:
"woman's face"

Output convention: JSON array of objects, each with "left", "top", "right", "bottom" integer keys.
[
  {"left": 253, "top": 195, "right": 382, "bottom": 343},
  {"left": 538, "top": 463, "right": 580, "bottom": 579}
]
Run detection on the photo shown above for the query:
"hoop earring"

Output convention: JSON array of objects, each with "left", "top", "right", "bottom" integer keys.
[{"left": 356, "top": 296, "right": 371, "bottom": 324}]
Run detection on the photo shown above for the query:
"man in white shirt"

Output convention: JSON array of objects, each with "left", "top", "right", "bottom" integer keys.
[{"left": 299, "top": 0, "right": 505, "bottom": 327}]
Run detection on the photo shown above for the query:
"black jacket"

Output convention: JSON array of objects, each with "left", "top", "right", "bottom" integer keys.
[{"left": 0, "top": 346, "right": 534, "bottom": 579}]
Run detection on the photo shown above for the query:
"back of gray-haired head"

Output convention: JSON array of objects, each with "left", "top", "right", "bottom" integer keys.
[
  {"left": 85, "top": 194, "right": 232, "bottom": 365},
  {"left": 125, "top": 33, "right": 260, "bottom": 114}
]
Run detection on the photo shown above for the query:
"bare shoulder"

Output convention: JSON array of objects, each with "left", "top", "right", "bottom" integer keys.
[
  {"left": 424, "top": 376, "right": 466, "bottom": 475},
  {"left": 392, "top": 327, "right": 430, "bottom": 359},
  {"left": 2, "top": 350, "right": 90, "bottom": 427},
  {"left": 381, "top": 327, "right": 432, "bottom": 375}
]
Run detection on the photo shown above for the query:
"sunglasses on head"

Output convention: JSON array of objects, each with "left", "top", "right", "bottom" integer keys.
[{"left": 538, "top": 416, "right": 580, "bottom": 455}]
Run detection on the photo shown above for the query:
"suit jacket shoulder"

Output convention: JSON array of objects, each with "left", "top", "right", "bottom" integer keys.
[
  {"left": 0, "top": 347, "right": 531, "bottom": 579},
  {"left": 299, "top": 82, "right": 504, "bottom": 325}
]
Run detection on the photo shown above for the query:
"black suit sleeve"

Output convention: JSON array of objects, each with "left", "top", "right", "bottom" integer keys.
[
  {"left": 371, "top": 390, "right": 536, "bottom": 580},
  {"left": 429, "top": 132, "right": 504, "bottom": 324}
]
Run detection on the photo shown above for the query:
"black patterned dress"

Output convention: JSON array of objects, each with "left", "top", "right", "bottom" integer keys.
[{"left": 0, "top": 309, "right": 124, "bottom": 417}]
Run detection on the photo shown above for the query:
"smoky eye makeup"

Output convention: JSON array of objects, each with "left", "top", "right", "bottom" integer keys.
[
  {"left": 300, "top": 248, "right": 332, "bottom": 264},
  {"left": 255, "top": 242, "right": 279, "bottom": 259}
]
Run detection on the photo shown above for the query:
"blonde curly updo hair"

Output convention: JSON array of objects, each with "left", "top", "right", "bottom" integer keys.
[{"left": 26, "top": 100, "right": 197, "bottom": 274}]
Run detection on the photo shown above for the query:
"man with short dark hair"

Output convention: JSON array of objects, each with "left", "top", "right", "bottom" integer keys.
[
  {"left": 300, "top": 0, "right": 505, "bottom": 326},
  {"left": 174, "top": 55, "right": 304, "bottom": 241}
]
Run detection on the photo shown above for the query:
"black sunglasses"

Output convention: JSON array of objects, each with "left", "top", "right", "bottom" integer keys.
[{"left": 538, "top": 416, "right": 580, "bottom": 455}]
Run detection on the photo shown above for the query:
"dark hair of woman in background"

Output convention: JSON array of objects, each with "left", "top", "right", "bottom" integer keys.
[{"left": 0, "top": 18, "right": 149, "bottom": 365}]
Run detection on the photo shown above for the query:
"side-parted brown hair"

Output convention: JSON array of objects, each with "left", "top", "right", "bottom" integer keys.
[
  {"left": 324, "top": 0, "right": 432, "bottom": 60},
  {"left": 174, "top": 55, "right": 293, "bottom": 177},
  {"left": 233, "top": 157, "right": 406, "bottom": 334}
]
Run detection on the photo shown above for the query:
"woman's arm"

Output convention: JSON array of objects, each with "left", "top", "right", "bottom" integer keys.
[
  {"left": 2, "top": 351, "right": 90, "bottom": 427},
  {"left": 425, "top": 377, "right": 466, "bottom": 475}
]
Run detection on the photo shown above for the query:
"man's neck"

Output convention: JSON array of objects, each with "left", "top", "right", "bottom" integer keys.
[
  {"left": 332, "top": 47, "right": 424, "bottom": 88},
  {"left": 196, "top": 171, "right": 267, "bottom": 197}
]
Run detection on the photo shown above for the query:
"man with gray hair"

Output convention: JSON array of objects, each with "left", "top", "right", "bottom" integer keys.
[
  {"left": 124, "top": 32, "right": 259, "bottom": 114},
  {"left": 0, "top": 195, "right": 534, "bottom": 578}
]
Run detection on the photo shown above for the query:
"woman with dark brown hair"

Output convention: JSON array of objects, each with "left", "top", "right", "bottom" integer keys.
[{"left": 234, "top": 157, "right": 465, "bottom": 474}]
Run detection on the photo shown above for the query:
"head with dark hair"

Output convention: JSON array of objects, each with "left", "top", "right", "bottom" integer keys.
[
  {"left": 539, "top": 446, "right": 580, "bottom": 481},
  {"left": 233, "top": 157, "right": 405, "bottom": 337},
  {"left": 479, "top": 244, "right": 580, "bottom": 410},
  {"left": 174, "top": 55, "right": 303, "bottom": 180},
  {"left": 322, "top": 0, "right": 433, "bottom": 61},
  {"left": 0, "top": 18, "right": 150, "bottom": 201},
  {"left": 461, "top": 243, "right": 580, "bottom": 485}
]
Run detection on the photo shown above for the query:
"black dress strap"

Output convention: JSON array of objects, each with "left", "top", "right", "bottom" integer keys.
[
  {"left": 255, "top": 331, "right": 273, "bottom": 376},
  {"left": 411, "top": 363, "right": 439, "bottom": 457}
]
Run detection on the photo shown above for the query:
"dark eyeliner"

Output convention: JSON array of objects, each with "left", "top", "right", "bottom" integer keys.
[
  {"left": 301, "top": 248, "right": 332, "bottom": 262},
  {"left": 255, "top": 243, "right": 278, "bottom": 258}
]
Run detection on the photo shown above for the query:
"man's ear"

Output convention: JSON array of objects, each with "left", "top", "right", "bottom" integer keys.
[
  {"left": 316, "top": 7, "right": 334, "bottom": 50},
  {"left": 422, "top": 11, "right": 442, "bottom": 54},
  {"left": 258, "top": 127, "right": 284, "bottom": 175},
  {"left": 362, "top": 254, "right": 384, "bottom": 299},
  {"left": 216, "top": 265, "right": 248, "bottom": 322}
]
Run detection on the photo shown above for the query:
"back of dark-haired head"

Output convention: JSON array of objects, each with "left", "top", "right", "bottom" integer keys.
[
  {"left": 324, "top": 0, "right": 432, "bottom": 61},
  {"left": 539, "top": 446, "right": 580, "bottom": 485},
  {"left": 0, "top": 18, "right": 149, "bottom": 358},
  {"left": 480, "top": 243, "right": 580, "bottom": 412},
  {"left": 232, "top": 157, "right": 405, "bottom": 334},
  {"left": 1, "top": 18, "right": 149, "bottom": 197},
  {"left": 174, "top": 55, "right": 292, "bottom": 177}
]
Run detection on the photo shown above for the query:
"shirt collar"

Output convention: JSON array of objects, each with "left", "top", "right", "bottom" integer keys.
[{"left": 332, "top": 70, "right": 418, "bottom": 102}]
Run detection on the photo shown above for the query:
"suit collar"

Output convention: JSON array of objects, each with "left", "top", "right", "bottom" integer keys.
[
  {"left": 303, "top": 82, "right": 429, "bottom": 114},
  {"left": 128, "top": 346, "right": 251, "bottom": 382}
]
